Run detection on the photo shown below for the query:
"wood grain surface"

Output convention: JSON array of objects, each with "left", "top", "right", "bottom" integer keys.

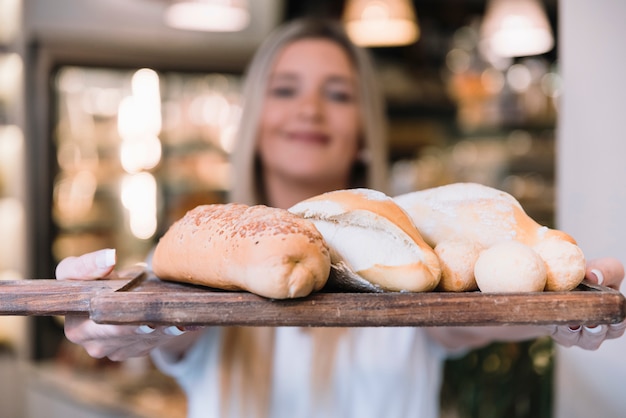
[
  {"left": 0, "top": 279, "right": 129, "bottom": 316},
  {"left": 2, "top": 275, "right": 624, "bottom": 327},
  {"left": 89, "top": 277, "right": 626, "bottom": 327}
]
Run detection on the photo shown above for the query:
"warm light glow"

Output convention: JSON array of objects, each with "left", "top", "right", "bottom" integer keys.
[
  {"left": 118, "top": 97, "right": 142, "bottom": 139},
  {"left": 0, "top": 197, "right": 25, "bottom": 272},
  {"left": 189, "top": 93, "right": 231, "bottom": 126},
  {"left": 507, "top": 63, "right": 532, "bottom": 92},
  {"left": 0, "top": 53, "right": 23, "bottom": 101},
  {"left": 481, "top": 0, "right": 554, "bottom": 58},
  {"left": 120, "top": 134, "right": 162, "bottom": 173},
  {"left": 220, "top": 103, "right": 242, "bottom": 152},
  {"left": 446, "top": 48, "right": 472, "bottom": 74},
  {"left": 0, "top": 269, "right": 21, "bottom": 280},
  {"left": 118, "top": 68, "right": 163, "bottom": 173},
  {"left": 0, "top": 125, "right": 24, "bottom": 196},
  {"left": 119, "top": 68, "right": 162, "bottom": 137},
  {"left": 117, "top": 70, "right": 161, "bottom": 239},
  {"left": 82, "top": 87, "right": 123, "bottom": 117},
  {"left": 219, "top": 124, "right": 238, "bottom": 153},
  {"left": 0, "top": 0, "right": 21, "bottom": 44},
  {"left": 541, "top": 71, "right": 561, "bottom": 98},
  {"left": 343, "top": 0, "right": 420, "bottom": 47},
  {"left": 54, "top": 170, "right": 98, "bottom": 221},
  {"left": 121, "top": 173, "right": 158, "bottom": 240},
  {"left": 165, "top": 0, "right": 250, "bottom": 32}
]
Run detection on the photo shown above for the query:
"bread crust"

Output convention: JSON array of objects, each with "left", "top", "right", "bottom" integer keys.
[
  {"left": 152, "top": 203, "right": 331, "bottom": 299},
  {"left": 395, "top": 183, "right": 586, "bottom": 291},
  {"left": 474, "top": 241, "right": 548, "bottom": 293},
  {"left": 434, "top": 239, "right": 482, "bottom": 292},
  {"left": 289, "top": 189, "right": 441, "bottom": 292}
]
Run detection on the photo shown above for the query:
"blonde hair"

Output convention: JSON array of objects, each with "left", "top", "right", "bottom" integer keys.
[
  {"left": 229, "top": 18, "right": 389, "bottom": 206},
  {"left": 220, "top": 18, "right": 389, "bottom": 418}
]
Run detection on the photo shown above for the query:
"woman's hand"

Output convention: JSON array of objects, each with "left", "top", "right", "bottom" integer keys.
[
  {"left": 427, "top": 257, "right": 626, "bottom": 352},
  {"left": 56, "top": 249, "right": 202, "bottom": 361},
  {"left": 550, "top": 257, "right": 626, "bottom": 350}
]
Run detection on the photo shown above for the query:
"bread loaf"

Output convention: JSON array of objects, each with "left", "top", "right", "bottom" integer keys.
[
  {"left": 289, "top": 188, "right": 441, "bottom": 292},
  {"left": 152, "top": 203, "right": 331, "bottom": 299},
  {"left": 394, "top": 183, "right": 586, "bottom": 292}
]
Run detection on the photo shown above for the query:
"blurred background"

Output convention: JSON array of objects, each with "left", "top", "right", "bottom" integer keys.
[{"left": 0, "top": 1, "right": 621, "bottom": 417}]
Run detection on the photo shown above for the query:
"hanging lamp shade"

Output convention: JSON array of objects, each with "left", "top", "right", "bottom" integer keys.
[
  {"left": 164, "top": 0, "right": 250, "bottom": 32},
  {"left": 342, "top": 0, "right": 420, "bottom": 47},
  {"left": 481, "top": 0, "right": 554, "bottom": 58}
]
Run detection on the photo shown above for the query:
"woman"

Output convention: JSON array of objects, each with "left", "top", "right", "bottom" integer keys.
[{"left": 56, "top": 19, "right": 625, "bottom": 418}]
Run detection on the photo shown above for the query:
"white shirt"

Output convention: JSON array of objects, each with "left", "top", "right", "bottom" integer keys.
[{"left": 152, "top": 327, "right": 449, "bottom": 418}]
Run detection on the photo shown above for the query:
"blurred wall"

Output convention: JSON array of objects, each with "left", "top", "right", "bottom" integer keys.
[
  {"left": 555, "top": 1, "right": 626, "bottom": 417},
  {"left": 23, "top": 0, "right": 284, "bottom": 69}
]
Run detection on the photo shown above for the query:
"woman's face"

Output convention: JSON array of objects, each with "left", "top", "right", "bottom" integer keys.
[{"left": 257, "top": 38, "right": 361, "bottom": 187}]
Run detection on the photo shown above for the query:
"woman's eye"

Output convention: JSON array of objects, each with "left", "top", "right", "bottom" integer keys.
[
  {"left": 326, "top": 90, "right": 354, "bottom": 103},
  {"left": 269, "top": 86, "right": 296, "bottom": 98}
]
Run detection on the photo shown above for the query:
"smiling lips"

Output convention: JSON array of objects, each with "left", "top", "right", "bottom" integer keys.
[{"left": 286, "top": 131, "right": 330, "bottom": 145}]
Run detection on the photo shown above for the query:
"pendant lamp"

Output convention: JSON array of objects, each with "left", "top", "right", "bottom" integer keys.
[
  {"left": 481, "top": 0, "right": 554, "bottom": 58},
  {"left": 342, "top": 0, "right": 420, "bottom": 47},
  {"left": 164, "top": 0, "right": 250, "bottom": 32}
]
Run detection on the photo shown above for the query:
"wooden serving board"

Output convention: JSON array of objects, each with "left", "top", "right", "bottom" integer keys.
[{"left": 1, "top": 273, "right": 624, "bottom": 327}]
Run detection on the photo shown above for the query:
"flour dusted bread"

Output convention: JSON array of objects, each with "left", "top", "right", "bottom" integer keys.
[
  {"left": 533, "top": 239, "right": 586, "bottom": 292},
  {"left": 289, "top": 188, "right": 441, "bottom": 292},
  {"left": 152, "top": 203, "right": 331, "bottom": 299},
  {"left": 434, "top": 239, "right": 483, "bottom": 292},
  {"left": 474, "top": 241, "right": 547, "bottom": 292},
  {"left": 395, "top": 183, "right": 586, "bottom": 292}
]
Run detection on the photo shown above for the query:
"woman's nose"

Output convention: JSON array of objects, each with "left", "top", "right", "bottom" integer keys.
[{"left": 296, "top": 92, "right": 323, "bottom": 120}]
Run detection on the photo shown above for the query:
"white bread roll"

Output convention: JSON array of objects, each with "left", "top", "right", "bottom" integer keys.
[
  {"left": 532, "top": 239, "right": 586, "bottom": 291},
  {"left": 395, "top": 183, "right": 586, "bottom": 292},
  {"left": 152, "top": 203, "right": 331, "bottom": 299},
  {"left": 434, "top": 239, "right": 482, "bottom": 292},
  {"left": 474, "top": 241, "right": 547, "bottom": 292},
  {"left": 289, "top": 188, "right": 441, "bottom": 292}
]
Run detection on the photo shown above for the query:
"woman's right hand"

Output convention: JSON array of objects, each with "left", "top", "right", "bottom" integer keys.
[{"left": 56, "top": 249, "right": 202, "bottom": 361}]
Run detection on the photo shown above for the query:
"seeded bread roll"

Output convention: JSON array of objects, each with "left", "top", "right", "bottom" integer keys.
[
  {"left": 289, "top": 189, "right": 441, "bottom": 292},
  {"left": 394, "top": 183, "right": 586, "bottom": 292},
  {"left": 152, "top": 203, "right": 331, "bottom": 299}
]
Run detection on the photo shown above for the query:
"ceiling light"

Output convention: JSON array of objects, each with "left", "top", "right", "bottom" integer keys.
[
  {"left": 481, "top": 0, "right": 554, "bottom": 58},
  {"left": 342, "top": 0, "right": 420, "bottom": 47},
  {"left": 164, "top": 0, "right": 250, "bottom": 32}
]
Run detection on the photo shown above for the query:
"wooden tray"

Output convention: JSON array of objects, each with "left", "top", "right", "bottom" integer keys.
[{"left": 1, "top": 270, "right": 624, "bottom": 327}]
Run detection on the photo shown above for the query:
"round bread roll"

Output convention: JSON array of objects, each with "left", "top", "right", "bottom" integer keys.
[
  {"left": 532, "top": 239, "right": 586, "bottom": 291},
  {"left": 289, "top": 188, "right": 441, "bottom": 292},
  {"left": 474, "top": 241, "right": 547, "bottom": 293},
  {"left": 152, "top": 203, "right": 331, "bottom": 299},
  {"left": 434, "top": 239, "right": 482, "bottom": 292},
  {"left": 394, "top": 183, "right": 586, "bottom": 292}
]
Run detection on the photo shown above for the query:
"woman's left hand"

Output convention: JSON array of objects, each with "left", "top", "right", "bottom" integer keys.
[{"left": 550, "top": 257, "right": 626, "bottom": 350}]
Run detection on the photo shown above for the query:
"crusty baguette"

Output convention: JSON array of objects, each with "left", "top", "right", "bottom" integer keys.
[
  {"left": 394, "top": 183, "right": 586, "bottom": 292},
  {"left": 152, "top": 203, "right": 331, "bottom": 299},
  {"left": 289, "top": 188, "right": 441, "bottom": 292}
]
